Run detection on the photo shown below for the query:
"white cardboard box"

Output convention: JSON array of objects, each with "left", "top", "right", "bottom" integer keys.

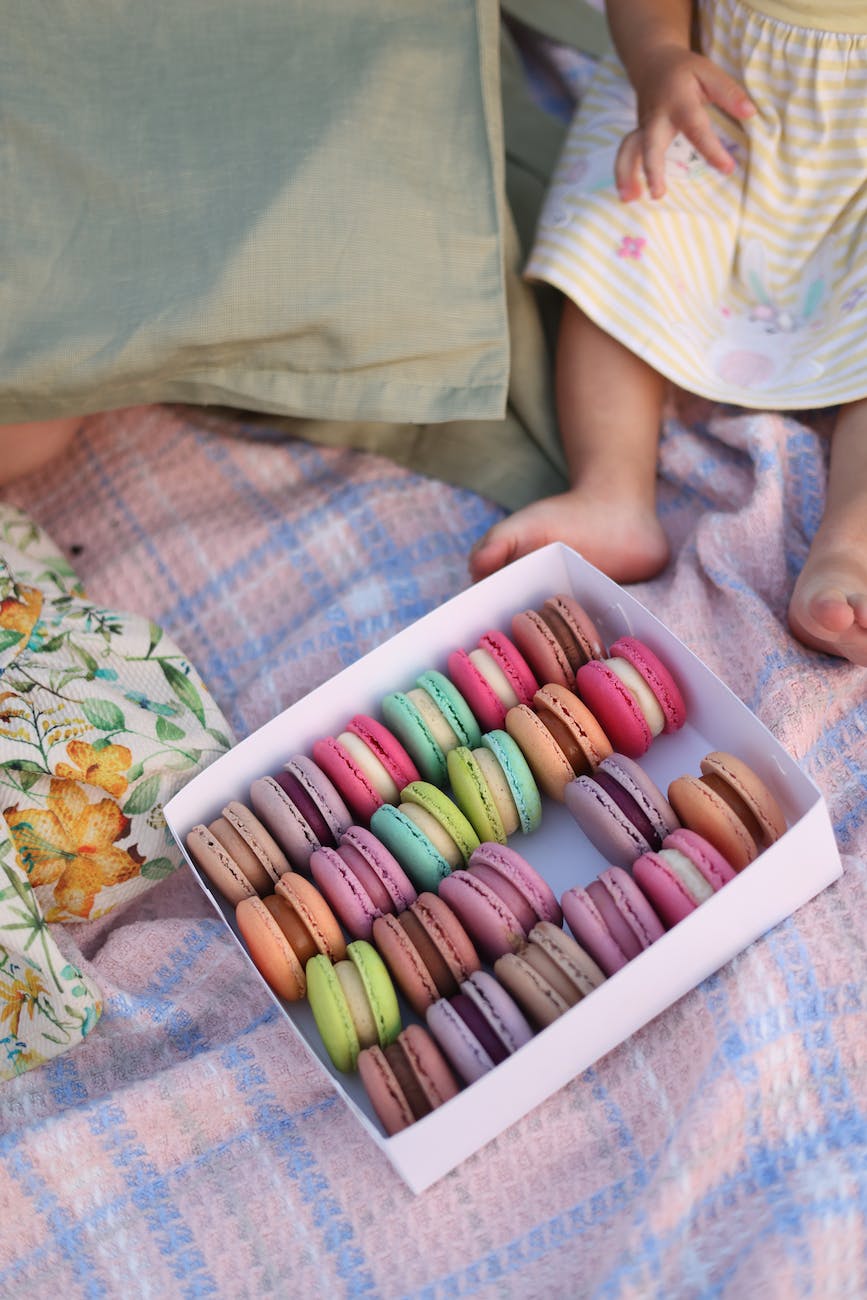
[{"left": 164, "top": 544, "right": 843, "bottom": 1194}]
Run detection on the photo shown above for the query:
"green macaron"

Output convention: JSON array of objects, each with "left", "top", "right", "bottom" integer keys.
[
  {"left": 381, "top": 690, "right": 448, "bottom": 785},
  {"left": 306, "top": 941, "right": 401, "bottom": 1073},
  {"left": 400, "top": 781, "right": 480, "bottom": 865},
  {"left": 446, "top": 745, "right": 507, "bottom": 844},
  {"left": 369, "top": 802, "right": 454, "bottom": 892},
  {"left": 416, "top": 670, "right": 482, "bottom": 748}
]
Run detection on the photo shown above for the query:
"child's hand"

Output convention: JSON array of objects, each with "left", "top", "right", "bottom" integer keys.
[{"left": 615, "top": 45, "right": 755, "bottom": 201}]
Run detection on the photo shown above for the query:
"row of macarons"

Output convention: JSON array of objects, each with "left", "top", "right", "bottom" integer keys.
[
  {"left": 186, "top": 592, "right": 690, "bottom": 902},
  {"left": 186, "top": 737, "right": 787, "bottom": 929},
  {"left": 231, "top": 821, "right": 756, "bottom": 1137}
]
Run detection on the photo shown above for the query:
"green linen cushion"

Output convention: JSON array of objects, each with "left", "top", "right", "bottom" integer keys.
[{"left": 0, "top": 0, "right": 507, "bottom": 425}]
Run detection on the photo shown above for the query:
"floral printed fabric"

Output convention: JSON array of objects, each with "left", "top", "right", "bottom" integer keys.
[{"left": 0, "top": 504, "right": 231, "bottom": 1079}]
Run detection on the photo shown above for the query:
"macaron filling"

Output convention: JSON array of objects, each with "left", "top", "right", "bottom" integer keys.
[
  {"left": 273, "top": 770, "right": 332, "bottom": 845},
  {"left": 585, "top": 880, "right": 644, "bottom": 959},
  {"left": 450, "top": 993, "right": 509, "bottom": 1065},
  {"left": 263, "top": 894, "right": 320, "bottom": 964},
  {"left": 383, "top": 1041, "right": 432, "bottom": 1121},
  {"left": 593, "top": 771, "right": 662, "bottom": 848},
  {"left": 400, "top": 803, "right": 464, "bottom": 868},
  {"left": 467, "top": 861, "right": 536, "bottom": 932},
  {"left": 468, "top": 648, "right": 520, "bottom": 709},
  {"left": 473, "top": 748, "right": 518, "bottom": 835},
  {"left": 606, "top": 658, "right": 666, "bottom": 736},
  {"left": 406, "top": 687, "right": 459, "bottom": 753},
  {"left": 658, "top": 848, "right": 715, "bottom": 904},
  {"left": 400, "top": 911, "right": 459, "bottom": 997},
  {"left": 336, "top": 732, "right": 400, "bottom": 803}
]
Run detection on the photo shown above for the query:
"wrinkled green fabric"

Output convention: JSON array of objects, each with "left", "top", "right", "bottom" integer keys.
[{"left": 1, "top": 1, "right": 606, "bottom": 510}]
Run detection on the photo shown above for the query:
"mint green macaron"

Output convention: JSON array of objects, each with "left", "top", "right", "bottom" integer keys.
[
  {"left": 400, "top": 781, "right": 480, "bottom": 865},
  {"left": 482, "top": 730, "right": 543, "bottom": 834}
]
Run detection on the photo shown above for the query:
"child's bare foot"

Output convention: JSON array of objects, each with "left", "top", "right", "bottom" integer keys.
[
  {"left": 469, "top": 488, "right": 670, "bottom": 585},
  {"left": 0, "top": 418, "right": 80, "bottom": 486},
  {"left": 788, "top": 548, "right": 867, "bottom": 666}
]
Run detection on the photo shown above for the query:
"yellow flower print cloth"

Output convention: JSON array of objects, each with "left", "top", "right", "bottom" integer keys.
[{"left": 0, "top": 503, "right": 232, "bottom": 1079}]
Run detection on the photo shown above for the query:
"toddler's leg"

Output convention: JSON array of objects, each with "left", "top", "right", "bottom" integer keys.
[
  {"left": 788, "top": 398, "right": 867, "bottom": 666},
  {"left": 0, "top": 418, "right": 80, "bottom": 486},
  {"left": 470, "top": 301, "right": 670, "bottom": 584}
]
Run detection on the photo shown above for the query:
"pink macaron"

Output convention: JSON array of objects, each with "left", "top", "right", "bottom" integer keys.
[
  {"left": 510, "top": 593, "right": 606, "bottom": 689},
  {"left": 633, "top": 828, "right": 737, "bottom": 927},
  {"left": 447, "top": 630, "right": 539, "bottom": 732},
  {"left": 309, "top": 825, "right": 417, "bottom": 940},
  {"left": 561, "top": 866, "right": 665, "bottom": 976},
  {"left": 312, "top": 714, "right": 420, "bottom": 821},
  {"left": 439, "top": 842, "right": 563, "bottom": 963},
  {"left": 250, "top": 754, "right": 352, "bottom": 870},
  {"left": 575, "top": 636, "right": 686, "bottom": 758}
]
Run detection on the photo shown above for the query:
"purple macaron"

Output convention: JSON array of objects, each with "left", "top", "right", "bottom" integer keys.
[
  {"left": 250, "top": 754, "right": 352, "bottom": 870},
  {"left": 564, "top": 753, "right": 680, "bottom": 867},
  {"left": 426, "top": 969, "right": 533, "bottom": 1085}
]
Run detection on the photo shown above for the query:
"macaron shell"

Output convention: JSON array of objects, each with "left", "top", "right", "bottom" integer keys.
[
  {"left": 632, "top": 853, "right": 700, "bottom": 927},
  {"left": 511, "top": 608, "right": 574, "bottom": 688},
  {"left": 357, "top": 1044, "right": 417, "bottom": 1135},
  {"left": 481, "top": 729, "right": 543, "bottom": 833},
  {"left": 439, "top": 870, "right": 527, "bottom": 963},
  {"left": 306, "top": 953, "right": 361, "bottom": 1072},
  {"left": 235, "top": 895, "right": 306, "bottom": 1000},
  {"left": 534, "top": 683, "right": 613, "bottom": 774},
  {"left": 287, "top": 754, "right": 353, "bottom": 842},
  {"left": 275, "top": 871, "right": 347, "bottom": 961},
  {"left": 372, "top": 912, "right": 442, "bottom": 1016},
  {"left": 461, "top": 969, "right": 533, "bottom": 1054},
  {"left": 416, "top": 670, "right": 483, "bottom": 748},
  {"left": 412, "top": 891, "right": 481, "bottom": 985},
  {"left": 467, "top": 842, "right": 563, "bottom": 927},
  {"left": 544, "top": 594, "right": 606, "bottom": 665},
  {"left": 311, "top": 736, "right": 383, "bottom": 821},
  {"left": 601, "top": 752, "right": 681, "bottom": 844},
  {"left": 479, "top": 630, "right": 539, "bottom": 704},
  {"left": 309, "top": 845, "right": 381, "bottom": 940},
  {"left": 447, "top": 746, "right": 506, "bottom": 845},
  {"left": 664, "top": 827, "right": 737, "bottom": 890},
  {"left": 209, "top": 815, "right": 277, "bottom": 893},
  {"left": 185, "top": 824, "right": 258, "bottom": 905},
  {"left": 399, "top": 1022, "right": 461, "bottom": 1109},
  {"left": 340, "top": 825, "right": 417, "bottom": 911},
  {"left": 667, "top": 774, "right": 757, "bottom": 871},
  {"left": 222, "top": 802, "right": 290, "bottom": 883},
  {"left": 400, "top": 781, "right": 480, "bottom": 865},
  {"left": 425, "top": 997, "right": 495, "bottom": 1085},
  {"left": 493, "top": 950, "right": 571, "bottom": 1028},
  {"left": 381, "top": 691, "right": 448, "bottom": 786},
  {"left": 565, "top": 775, "right": 656, "bottom": 866},
  {"left": 347, "top": 939, "right": 401, "bottom": 1049},
  {"left": 561, "top": 886, "right": 630, "bottom": 977},
  {"left": 250, "top": 774, "right": 322, "bottom": 868},
  {"left": 529, "top": 920, "right": 606, "bottom": 999},
  {"left": 700, "top": 752, "right": 787, "bottom": 846},
  {"left": 447, "top": 648, "right": 509, "bottom": 732},
  {"left": 505, "top": 703, "right": 576, "bottom": 802},
  {"left": 597, "top": 865, "right": 666, "bottom": 948},
  {"left": 346, "top": 714, "right": 420, "bottom": 789},
  {"left": 369, "top": 803, "right": 453, "bottom": 892},
  {"left": 610, "top": 636, "right": 686, "bottom": 733},
  {"left": 575, "top": 659, "right": 653, "bottom": 758}
]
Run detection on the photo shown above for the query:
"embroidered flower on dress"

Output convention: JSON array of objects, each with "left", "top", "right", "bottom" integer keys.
[{"left": 617, "top": 235, "right": 646, "bottom": 261}]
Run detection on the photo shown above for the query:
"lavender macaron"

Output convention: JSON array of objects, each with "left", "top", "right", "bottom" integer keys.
[
  {"left": 561, "top": 866, "right": 665, "bottom": 975},
  {"left": 564, "top": 753, "right": 680, "bottom": 867}
]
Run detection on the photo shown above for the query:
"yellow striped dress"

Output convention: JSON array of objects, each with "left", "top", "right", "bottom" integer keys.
[{"left": 526, "top": 0, "right": 867, "bottom": 408}]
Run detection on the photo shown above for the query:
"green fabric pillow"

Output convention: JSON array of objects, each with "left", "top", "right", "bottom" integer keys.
[{"left": 1, "top": 0, "right": 508, "bottom": 425}]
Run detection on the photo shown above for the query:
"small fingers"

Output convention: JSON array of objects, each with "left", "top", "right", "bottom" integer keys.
[
  {"left": 614, "top": 131, "right": 644, "bottom": 201},
  {"left": 641, "top": 119, "right": 676, "bottom": 200},
  {"left": 677, "top": 108, "right": 735, "bottom": 174},
  {"left": 701, "top": 64, "right": 756, "bottom": 122}
]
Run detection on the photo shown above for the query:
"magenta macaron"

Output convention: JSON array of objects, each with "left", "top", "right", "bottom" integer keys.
[
  {"left": 438, "top": 842, "right": 563, "bottom": 963},
  {"left": 561, "top": 866, "right": 665, "bottom": 976},
  {"left": 447, "top": 629, "right": 539, "bottom": 733},
  {"left": 312, "top": 714, "right": 420, "bottom": 822},
  {"left": 575, "top": 636, "right": 686, "bottom": 758},
  {"left": 309, "top": 825, "right": 417, "bottom": 940},
  {"left": 565, "top": 752, "right": 681, "bottom": 867},
  {"left": 632, "top": 828, "right": 737, "bottom": 928}
]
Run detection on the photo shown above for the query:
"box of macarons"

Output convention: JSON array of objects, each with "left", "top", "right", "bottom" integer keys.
[{"left": 165, "top": 543, "right": 842, "bottom": 1193}]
